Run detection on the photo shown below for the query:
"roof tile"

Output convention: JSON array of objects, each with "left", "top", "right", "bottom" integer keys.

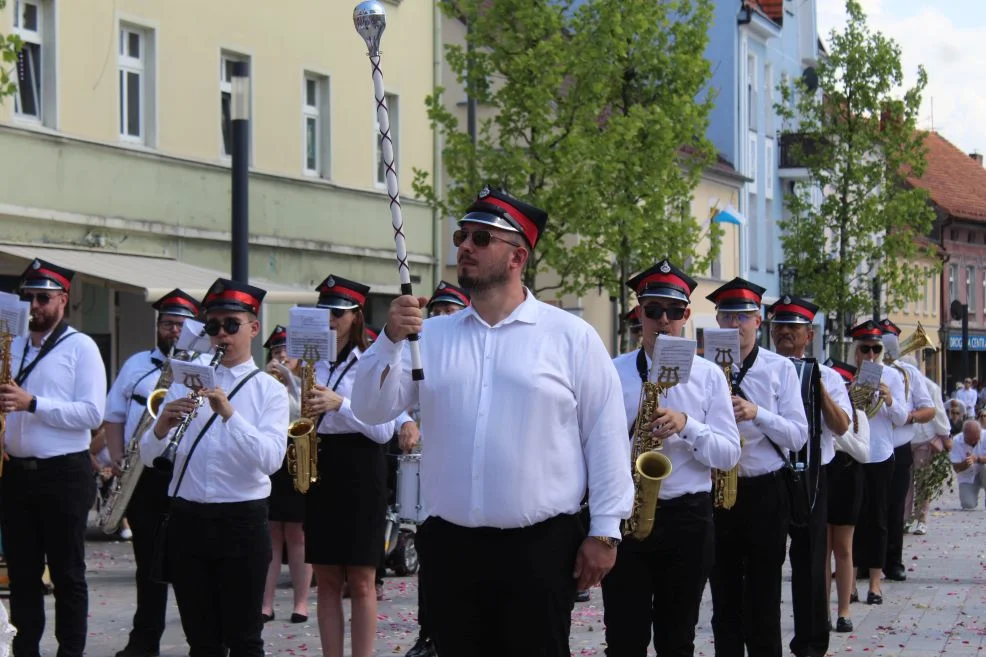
[{"left": 908, "top": 132, "right": 986, "bottom": 222}]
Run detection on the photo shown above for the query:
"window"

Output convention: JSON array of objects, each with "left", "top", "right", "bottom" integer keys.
[
  {"left": 118, "top": 25, "right": 154, "bottom": 144},
  {"left": 375, "top": 92, "right": 399, "bottom": 186},
  {"left": 748, "top": 131, "right": 758, "bottom": 186},
  {"left": 747, "top": 55, "right": 758, "bottom": 132},
  {"left": 764, "top": 138, "right": 775, "bottom": 199},
  {"left": 12, "top": 0, "right": 54, "bottom": 125},
  {"left": 967, "top": 266, "right": 976, "bottom": 314},
  {"left": 923, "top": 275, "right": 930, "bottom": 314},
  {"left": 748, "top": 194, "right": 759, "bottom": 272},
  {"left": 303, "top": 74, "right": 330, "bottom": 178},
  {"left": 949, "top": 263, "right": 958, "bottom": 303},
  {"left": 220, "top": 52, "right": 249, "bottom": 157},
  {"left": 764, "top": 64, "right": 774, "bottom": 135},
  {"left": 765, "top": 198, "right": 775, "bottom": 272}
]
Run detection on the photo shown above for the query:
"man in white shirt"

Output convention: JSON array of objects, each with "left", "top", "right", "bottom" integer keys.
[
  {"left": 768, "top": 296, "right": 852, "bottom": 657},
  {"left": 706, "top": 278, "right": 809, "bottom": 657},
  {"left": 0, "top": 258, "right": 106, "bottom": 657},
  {"left": 140, "top": 278, "right": 288, "bottom": 657},
  {"left": 953, "top": 377, "right": 978, "bottom": 418},
  {"left": 105, "top": 289, "right": 203, "bottom": 657},
  {"left": 351, "top": 185, "right": 633, "bottom": 657},
  {"left": 603, "top": 260, "right": 740, "bottom": 657},
  {"left": 951, "top": 419, "right": 986, "bottom": 509},
  {"left": 878, "top": 319, "right": 935, "bottom": 582}
]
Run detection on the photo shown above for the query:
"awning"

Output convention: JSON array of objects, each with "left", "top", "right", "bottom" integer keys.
[{"left": 0, "top": 243, "right": 319, "bottom": 304}]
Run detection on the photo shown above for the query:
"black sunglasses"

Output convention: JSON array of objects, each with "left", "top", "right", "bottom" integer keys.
[
  {"left": 20, "top": 292, "right": 58, "bottom": 306},
  {"left": 203, "top": 318, "right": 250, "bottom": 336},
  {"left": 643, "top": 306, "right": 687, "bottom": 321},
  {"left": 859, "top": 344, "right": 883, "bottom": 355},
  {"left": 452, "top": 229, "right": 521, "bottom": 248},
  {"left": 329, "top": 308, "right": 349, "bottom": 318}
]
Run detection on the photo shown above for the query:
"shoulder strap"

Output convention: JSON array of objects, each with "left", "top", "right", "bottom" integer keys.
[
  {"left": 15, "top": 321, "right": 78, "bottom": 386},
  {"left": 130, "top": 352, "right": 166, "bottom": 406},
  {"left": 170, "top": 368, "right": 263, "bottom": 499}
]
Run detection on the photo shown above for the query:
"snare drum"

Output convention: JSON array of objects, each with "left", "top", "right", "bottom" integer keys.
[{"left": 395, "top": 454, "right": 425, "bottom": 523}]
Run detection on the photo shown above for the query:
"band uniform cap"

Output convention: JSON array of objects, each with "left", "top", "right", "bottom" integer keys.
[
  {"left": 846, "top": 319, "right": 883, "bottom": 341},
  {"left": 706, "top": 277, "right": 766, "bottom": 312},
  {"left": 460, "top": 185, "right": 549, "bottom": 249},
  {"left": 828, "top": 359, "right": 857, "bottom": 384},
  {"left": 626, "top": 306, "right": 642, "bottom": 330},
  {"left": 316, "top": 274, "right": 369, "bottom": 310},
  {"left": 626, "top": 260, "right": 697, "bottom": 303},
  {"left": 202, "top": 278, "right": 266, "bottom": 315},
  {"left": 767, "top": 295, "right": 818, "bottom": 324},
  {"left": 152, "top": 289, "right": 202, "bottom": 319},
  {"left": 264, "top": 324, "right": 288, "bottom": 350},
  {"left": 19, "top": 258, "right": 74, "bottom": 292},
  {"left": 427, "top": 280, "right": 470, "bottom": 309},
  {"left": 879, "top": 318, "right": 902, "bottom": 336}
]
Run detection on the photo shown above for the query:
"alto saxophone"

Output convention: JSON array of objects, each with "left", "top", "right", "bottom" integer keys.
[
  {"left": 286, "top": 347, "right": 320, "bottom": 493},
  {"left": 624, "top": 367, "right": 676, "bottom": 541},
  {"left": 0, "top": 327, "right": 13, "bottom": 478},
  {"left": 712, "top": 349, "right": 739, "bottom": 510}
]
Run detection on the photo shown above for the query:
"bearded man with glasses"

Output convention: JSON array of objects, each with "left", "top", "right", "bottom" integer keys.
[{"left": 0, "top": 258, "right": 106, "bottom": 657}]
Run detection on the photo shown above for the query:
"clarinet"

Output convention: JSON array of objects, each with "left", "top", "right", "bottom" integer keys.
[{"left": 152, "top": 344, "right": 227, "bottom": 474}]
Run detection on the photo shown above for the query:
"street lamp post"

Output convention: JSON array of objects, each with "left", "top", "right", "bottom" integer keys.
[{"left": 230, "top": 61, "right": 250, "bottom": 283}]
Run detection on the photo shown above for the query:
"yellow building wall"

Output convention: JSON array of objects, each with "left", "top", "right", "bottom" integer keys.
[{"left": 885, "top": 257, "right": 943, "bottom": 381}]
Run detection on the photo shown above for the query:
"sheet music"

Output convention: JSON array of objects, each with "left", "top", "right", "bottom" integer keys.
[
  {"left": 176, "top": 319, "right": 212, "bottom": 353},
  {"left": 0, "top": 294, "right": 29, "bottom": 336},
  {"left": 882, "top": 333, "right": 901, "bottom": 360},
  {"left": 169, "top": 359, "right": 217, "bottom": 391},
  {"left": 288, "top": 307, "right": 336, "bottom": 361},
  {"left": 650, "top": 334, "right": 696, "bottom": 385},
  {"left": 858, "top": 361, "right": 884, "bottom": 389},
  {"left": 702, "top": 328, "right": 741, "bottom": 371}
]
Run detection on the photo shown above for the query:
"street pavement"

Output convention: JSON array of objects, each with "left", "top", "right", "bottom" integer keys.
[{"left": 20, "top": 486, "right": 986, "bottom": 656}]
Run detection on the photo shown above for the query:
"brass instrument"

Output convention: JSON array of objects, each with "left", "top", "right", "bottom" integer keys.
[
  {"left": 886, "top": 323, "right": 936, "bottom": 399},
  {"left": 624, "top": 367, "right": 676, "bottom": 541},
  {"left": 712, "top": 348, "right": 739, "bottom": 509},
  {"left": 152, "top": 345, "right": 227, "bottom": 473},
  {"left": 286, "top": 345, "right": 320, "bottom": 494},
  {"left": 848, "top": 379, "right": 884, "bottom": 419},
  {"left": 0, "top": 327, "right": 12, "bottom": 478}
]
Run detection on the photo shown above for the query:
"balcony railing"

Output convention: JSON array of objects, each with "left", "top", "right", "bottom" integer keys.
[{"left": 779, "top": 132, "right": 824, "bottom": 169}]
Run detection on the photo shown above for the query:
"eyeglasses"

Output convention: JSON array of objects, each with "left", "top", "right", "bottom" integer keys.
[
  {"left": 452, "top": 229, "right": 522, "bottom": 248},
  {"left": 716, "top": 313, "right": 759, "bottom": 325},
  {"left": 329, "top": 308, "right": 348, "bottom": 319},
  {"left": 643, "top": 306, "right": 687, "bottom": 321},
  {"left": 859, "top": 344, "right": 883, "bottom": 355},
  {"left": 157, "top": 320, "right": 184, "bottom": 331},
  {"left": 19, "top": 292, "right": 59, "bottom": 306},
  {"left": 203, "top": 318, "right": 250, "bottom": 336}
]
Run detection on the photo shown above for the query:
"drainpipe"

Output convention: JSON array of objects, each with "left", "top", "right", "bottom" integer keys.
[{"left": 432, "top": 2, "right": 443, "bottom": 289}]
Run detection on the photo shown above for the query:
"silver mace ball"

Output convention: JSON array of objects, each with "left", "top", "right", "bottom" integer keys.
[{"left": 353, "top": 1, "right": 387, "bottom": 57}]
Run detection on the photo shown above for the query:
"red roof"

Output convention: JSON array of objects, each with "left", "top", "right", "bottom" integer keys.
[
  {"left": 907, "top": 132, "right": 986, "bottom": 222},
  {"left": 758, "top": 0, "right": 783, "bottom": 21}
]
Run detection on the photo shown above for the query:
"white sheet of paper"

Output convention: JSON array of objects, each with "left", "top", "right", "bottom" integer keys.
[
  {"left": 290, "top": 307, "right": 331, "bottom": 330},
  {"left": 650, "top": 334, "right": 696, "bottom": 385},
  {"left": 882, "top": 333, "right": 900, "bottom": 360},
  {"left": 0, "top": 295, "right": 29, "bottom": 336},
  {"left": 858, "top": 360, "right": 884, "bottom": 389},
  {"left": 287, "top": 328, "right": 336, "bottom": 362},
  {"left": 175, "top": 319, "right": 212, "bottom": 353},
  {"left": 702, "top": 328, "right": 741, "bottom": 370},
  {"left": 169, "top": 359, "right": 217, "bottom": 391}
]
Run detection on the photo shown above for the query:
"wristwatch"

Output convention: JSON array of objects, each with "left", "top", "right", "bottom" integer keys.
[
  {"left": 27, "top": 396, "right": 37, "bottom": 413},
  {"left": 589, "top": 535, "right": 621, "bottom": 548}
]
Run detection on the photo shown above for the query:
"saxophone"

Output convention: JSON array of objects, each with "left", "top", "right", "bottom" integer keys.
[
  {"left": 624, "top": 368, "right": 675, "bottom": 541},
  {"left": 712, "top": 349, "right": 739, "bottom": 510},
  {"left": 0, "top": 328, "right": 13, "bottom": 478},
  {"left": 286, "top": 347, "right": 319, "bottom": 493}
]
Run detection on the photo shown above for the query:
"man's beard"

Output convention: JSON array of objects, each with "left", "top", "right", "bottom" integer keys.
[
  {"left": 28, "top": 313, "right": 59, "bottom": 333},
  {"left": 458, "top": 260, "right": 510, "bottom": 295},
  {"left": 158, "top": 336, "right": 175, "bottom": 355}
]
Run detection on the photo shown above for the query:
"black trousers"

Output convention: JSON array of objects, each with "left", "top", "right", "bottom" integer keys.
[
  {"left": 788, "top": 467, "right": 829, "bottom": 657},
  {"left": 853, "top": 455, "right": 895, "bottom": 572},
  {"left": 124, "top": 467, "right": 171, "bottom": 651},
  {"left": 417, "top": 562, "right": 431, "bottom": 635},
  {"left": 416, "top": 514, "right": 583, "bottom": 657},
  {"left": 602, "top": 492, "right": 714, "bottom": 657},
  {"left": 710, "top": 471, "right": 790, "bottom": 657},
  {"left": 885, "top": 444, "right": 914, "bottom": 573},
  {"left": 167, "top": 499, "right": 271, "bottom": 657},
  {"left": 0, "top": 451, "right": 95, "bottom": 657}
]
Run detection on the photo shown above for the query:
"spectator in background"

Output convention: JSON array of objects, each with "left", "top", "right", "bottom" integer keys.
[
  {"left": 953, "top": 378, "right": 978, "bottom": 418},
  {"left": 951, "top": 420, "right": 986, "bottom": 510}
]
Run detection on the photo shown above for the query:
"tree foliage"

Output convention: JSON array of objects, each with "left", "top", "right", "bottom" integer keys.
[
  {"left": 776, "top": 0, "right": 936, "bottom": 359},
  {"left": 0, "top": 0, "right": 23, "bottom": 102}
]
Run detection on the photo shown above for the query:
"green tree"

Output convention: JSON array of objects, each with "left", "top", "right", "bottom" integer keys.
[
  {"left": 776, "top": 0, "right": 936, "bottom": 360},
  {"left": 0, "top": 0, "right": 23, "bottom": 102}
]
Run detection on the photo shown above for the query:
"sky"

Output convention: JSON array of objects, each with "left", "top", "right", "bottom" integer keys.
[{"left": 816, "top": 0, "right": 986, "bottom": 157}]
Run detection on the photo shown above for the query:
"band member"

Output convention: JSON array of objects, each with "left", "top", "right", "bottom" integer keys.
[
  {"left": 824, "top": 361, "right": 870, "bottom": 633},
  {"left": 351, "top": 185, "right": 634, "bottom": 657},
  {"left": 767, "top": 297, "right": 852, "bottom": 657},
  {"left": 878, "top": 319, "right": 934, "bottom": 581},
  {"left": 0, "top": 259, "right": 106, "bottom": 657},
  {"left": 260, "top": 325, "right": 312, "bottom": 624},
  {"left": 105, "top": 289, "right": 202, "bottom": 657},
  {"left": 426, "top": 280, "right": 470, "bottom": 317},
  {"left": 140, "top": 279, "right": 288, "bottom": 657},
  {"left": 707, "top": 277, "right": 808, "bottom": 657},
  {"left": 303, "top": 275, "right": 397, "bottom": 657},
  {"left": 846, "top": 320, "right": 906, "bottom": 605},
  {"left": 604, "top": 260, "right": 740, "bottom": 657},
  {"left": 625, "top": 306, "right": 643, "bottom": 352}
]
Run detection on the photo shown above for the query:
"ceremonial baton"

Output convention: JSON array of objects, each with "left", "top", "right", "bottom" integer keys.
[{"left": 354, "top": 1, "right": 424, "bottom": 381}]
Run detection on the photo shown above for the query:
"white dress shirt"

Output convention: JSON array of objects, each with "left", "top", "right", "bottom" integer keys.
[
  {"left": 864, "top": 367, "right": 907, "bottom": 463},
  {"left": 7, "top": 327, "right": 106, "bottom": 458},
  {"left": 954, "top": 387, "right": 978, "bottom": 417},
  {"left": 732, "top": 348, "right": 809, "bottom": 477},
  {"left": 139, "top": 359, "right": 288, "bottom": 502},
  {"left": 613, "top": 351, "right": 741, "bottom": 498},
  {"left": 890, "top": 360, "right": 934, "bottom": 448},
  {"left": 314, "top": 348, "right": 396, "bottom": 444},
  {"left": 105, "top": 348, "right": 167, "bottom": 440},
  {"left": 818, "top": 363, "right": 854, "bottom": 466},
  {"left": 914, "top": 378, "right": 949, "bottom": 444},
  {"left": 950, "top": 436, "right": 986, "bottom": 485},
  {"left": 351, "top": 290, "right": 634, "bottom": 539}
]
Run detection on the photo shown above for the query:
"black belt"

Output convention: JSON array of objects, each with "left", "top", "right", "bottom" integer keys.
[
  {"left": 6, "top": 450, "right": 89, "bottom": 471},
  {"left": 738, "top": 468, "right": 784, "bottom": 483},
  {"left": 658, "top": 491, "right": 711, "bottom": 508},
  {"left": 171, "top": 498, "right": 268, "bottom": 517},
  {"left": 428, "top": 512, "right": 578, "bottom": 538}
]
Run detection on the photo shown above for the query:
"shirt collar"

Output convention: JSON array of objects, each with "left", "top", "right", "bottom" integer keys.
[
  {"left": 151, "top": 347, "right": 168, "bottom": 361},
  {"left": 219, "top": 358, "right": 258, "bottom": 377},
  {"left": 459, "top": 288, "right": 539, "bottom": 328}
]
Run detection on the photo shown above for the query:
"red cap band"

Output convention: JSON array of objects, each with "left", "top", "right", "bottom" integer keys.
[
  {"left": 33, "top": 267, "right": 71, "bottom": 291},
  {"left": 636, "top": 272, "right": 692, "bottom": 296},
  {"left": 207, "top": 289, "right": 260, "bottom": 314},
  {"left": 772, "top": 302, "right": 815, "bottom": 321},
  {"left": 716, "top": 288, "right": 762, "bottom": 304},
  {"left": 162, "top": 296, "right": 199, "bottom": 313},
  {"left": 322, "top": 284, "right": 366, "bottom": 307},
  {"left": 482, "top": 196, "right": 539, "bottom": 248}
]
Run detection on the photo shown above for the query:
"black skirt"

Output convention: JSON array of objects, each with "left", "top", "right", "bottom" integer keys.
[
  {"left": 269, "top": 450, "right": 306, "bottom": 523},
  {"left": 304, "top": 432, "right": 387, "bottom": 566},
  {"left": 825, "top": 451, "right": 864, "bottom": 526}
]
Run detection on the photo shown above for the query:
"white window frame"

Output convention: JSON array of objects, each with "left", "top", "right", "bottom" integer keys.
[
  {"left": 748, "top": 131, "right": 758, "bottom": 186},
  {"left": 747, "top": 54, "right": 758, "bottom": 133},
  {"left": 303, "top": 76, "right": 320, "bottom": 175},
  {"left": 118, "top": 25, "right": 145, "bottom": 143},
  {"left": 765, "top": 197, "right": 775, "bottom": 272},
  {"left": 967, "top": 266, "right": 977, "bottom": 314},
  {"left": 12, "top": 0, "right": 43, "bottom": 123},
  {"left": 374, "top": 92, "right": 399, "bottom": 187},
  {"left": 302, "top": 73, "right": 331, "bottom": 179},
  {"left": 219, "top": 51, "right": 250, "bottom": 160},
  {"left": 949, "top": 263, "right": 958, "bottom": 303},
  {"left": 764, "top": 64, "right": 774, "bottom": 135},
  {"left": 764, "top": 137, "right": 774, "bottom": 199}
]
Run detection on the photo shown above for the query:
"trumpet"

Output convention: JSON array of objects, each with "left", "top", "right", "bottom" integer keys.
[{"left": 152, "top": 345, "right": 227, "bottom": 473}]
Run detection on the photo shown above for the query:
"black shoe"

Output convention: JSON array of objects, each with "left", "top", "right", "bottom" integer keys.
[
  {"left": 261, "top": 612, "right": 275, "bottom": 623},
  {"left": 884, "top": 566, "right": 907, "bottom": 581},
  {"left": 575, "top": 589, "right": 591, "bottom": 603},
  {"left": 867, "top": 591, "right": 883, "bottom": 605},
  {"left": 836, "top": 617, "right": 853, "bottom": 633},
  {"left": 850, "top": 590, "right": 859, "bottom": 603},
  {"left": 290, "top": 613, "right": 307, "bottom": 623},
  {"left": 405, "top": 634, "right": 437, "bottom": 657},
  {"left": 116, "top": 647, "right": 160, "bottom": 657}
]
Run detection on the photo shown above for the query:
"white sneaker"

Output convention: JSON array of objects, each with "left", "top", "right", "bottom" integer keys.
[
  {"left": 913, "top": 522, "right": 928, "bottom": 535},
  {"left": 118, "top": 528, "right": 133, "bottom": 541}
]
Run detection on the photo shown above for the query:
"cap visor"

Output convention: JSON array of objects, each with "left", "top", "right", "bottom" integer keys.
[
  {"left": 638, "top": 288, "right": 690, "bottom": 303},
  {"left": 770, "top": 314, "right": 812, "bottom": 324},
  {"left": 206, "top": 302, "right": 255, "bottom": 313},
  {"left": 716, "top": 302, "right": 760, "bottom": 312},
  {"left": 20, "top": 280, "right": 65, "bottom": 291},
  {"left": 316, "top": 296, "right": 360, "bottom": 310},
  {"left": 157, "top": 307, "right": 197, "bottom": 319},
  {"left": 428, "top": 294, "right": 468, "bottom": 307},
  {"left": 459, "top": 212, "right": 521, "bottom": 234}
]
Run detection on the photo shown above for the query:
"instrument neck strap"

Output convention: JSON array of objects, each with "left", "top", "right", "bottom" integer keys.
[
  {"left": 314, "top": 347, "right": 359, "bottom": 432},
  {"left": 635, "top": 347, "right": 648, "bottom": 384},
  {"left": 129, "top": 351, "right": 166, "bottom": 405},
  {"left": 732, "top": 344, "right": 759, "bottom": 392},
  {"left": 169, "top": 368, "right": 263, "bottom": 499},
  {"left": 15, "top": 321, "right": 75, "bottom": 386}
]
